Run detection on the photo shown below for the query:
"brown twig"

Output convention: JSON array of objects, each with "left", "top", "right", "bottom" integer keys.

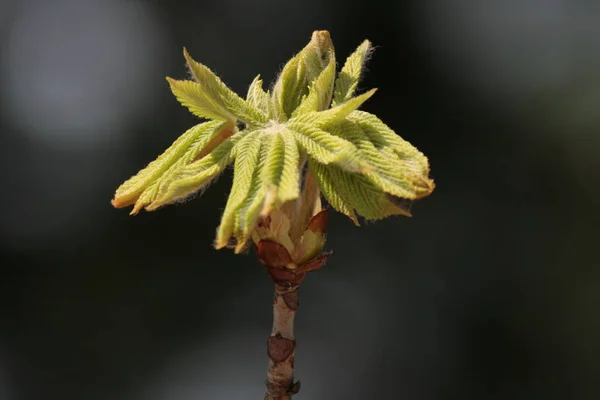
[{"left": 264, "top": 283, "right": 301, "bottom": 399}]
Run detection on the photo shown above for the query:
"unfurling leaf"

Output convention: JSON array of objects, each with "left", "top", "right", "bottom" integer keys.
[
  {"left": 246, "top": 75, "right": 271, "bottom": 116},
  {"left": 290, "top": 88, "right": 377, "bottom": 128},
  {"left": 145, "top": 133, "right": 241, "bottom": 210},
  {"left": 112, "top": 120, "right": 232, "bottom": 212},
  {"left": 329, "top": 119, "right": 429, "bottom": 200},
  {"left": 287, "top": 122, "right": 365, "bottom": 172},
  {"left": 309, "top": 161, "right": 358, "bottom": 225},
  {"left": 292, "top": 48, "right": 336, "bottom": 116},
  {"left": 272, "top": 30, "right": 335, "bottom": 119},
  {"left": 349, "top": 111, "right": 430, "bottom": 174},
  {"left": 167, "top": 78, "right": 236, "bottom": 122},
  {"left": 233, "top": 137, "right": 270, "bottom": 252},
  {"left": 333, "top": 40, "right": 372, "bottom": 105},
  {"left": 215, "top": 130, "right": 264, "bottom": 248},
  {"left": 310, "top": 159, "right": 411, "bottom": 221},
  {"left": 183, "top": 49, "right": 268, "bottom": 126}
]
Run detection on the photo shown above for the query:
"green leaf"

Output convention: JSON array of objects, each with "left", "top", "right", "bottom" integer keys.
[
  {"left": 290, "top": 88, "right": 377, "bottom": 127},
  {"left": 348, "top": 110, "right": 434, "bottom": 198},
  {"left": 260, "top": 132, "right": 285, "bottom": 216},
  {"left": 311, "top": 160, "right": 411, "bottom": 221},
  {"left": 228, "top": 130, "right": 302, "bottom": 252},
  {"left": 146, "top": 133, "right": 243, "bottom": 210},
  {"left": 216, "top": 130, "right": 264, "bottom": 249},
  {"left": 329, "top": 119, "right": 422, "bottom": 199},
  {"left": 167, "top": 78, "right": 235, "bottom": 122},
  {"left": 271, "top": 31, "right": 335, "bottom": 119},
  {"left": 287, "top": 122, "right": 366, "bottom": 172},
  {"left": 112, "top": 120, "right": 230, "bottom": 211},
  {"left": 277, "top": 131, "right": 301, "bottom": 203},
  {"left": 292, "top": 48, "right": 336, "bottom": 116},
  {"left": 233, "top": 136, "right": 270, "bottom": 252},
  {"left": 309, "top": 160, "right": 358, "bottom": 224},
  {"left": 183, "top": 48, "right": 268, "bottom": 125},
  {"left": 333, "top": 40, "right": 372, "bottom": 105},
  {"left": 246, "top": 75, "right": 271, "bottom": 116},
  {"left": 260, "top": 130, "right": 302, "bottom": 216}
]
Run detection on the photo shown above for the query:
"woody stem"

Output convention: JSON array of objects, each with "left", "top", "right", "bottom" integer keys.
[{"left": 264, "top": 283, "right": 300, "bottom": 400}]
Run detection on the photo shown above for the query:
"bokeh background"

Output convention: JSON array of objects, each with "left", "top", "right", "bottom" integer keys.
[{"left": 1, "top": 0, "right": 599, "bottom": 399}]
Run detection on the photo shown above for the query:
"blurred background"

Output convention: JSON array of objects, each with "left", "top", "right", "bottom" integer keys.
[{"left": 1, "top": 0, "right": 599, "bottom": 399}]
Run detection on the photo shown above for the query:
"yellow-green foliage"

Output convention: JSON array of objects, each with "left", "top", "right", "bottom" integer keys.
[{"left": 112, "top": 30, "right": 435, "bottom": 251}]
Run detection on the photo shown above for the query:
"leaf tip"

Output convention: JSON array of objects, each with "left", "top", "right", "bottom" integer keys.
[
  {"left": 110, "top": 198, "right": 122, "bottom": 208},
  {"left": 234, "top": 240, "right": 249, "bottom": 254},
  {"left": 182, "top": 47, "right": 195, "bottom": 67},
  {"left": 111, "top": 195, "right": 134, "bottom": 209},
  {"left": 130, "top": 202, "right": 146, "bottom": 215},
  {"left": 214, "top": 239, "right": 228, "bottom": 250}
]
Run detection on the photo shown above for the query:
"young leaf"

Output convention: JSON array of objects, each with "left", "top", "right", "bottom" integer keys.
[
  {"left": 233, "top": 137, "right": 270, "bottom": 252},
  {"left": 259, "top": 130, "right": 302, "bottom": 216},
  {"left": 260, "top": 133, "right": 285, "bottom": 216},
  {"left": 277, "top": 131, "right": 301, "bottom": 203},
  {"left": 246, "top": 75, "right": 271, "bottom": 116},
  {"left": 112, "top": 120, "right": 230, "bottom": 210},
  {"left": 146, "top": 134, "right": 242, "bottom": 210},
  {"left": 302, "top": 30, "right": 336, "bottom": 83},
  {"left": 290, "top": 88, "right": 377, "bottom": 128},
  {"left": 167, "top": 78, "right": 235, "bottom": 122},
  {"left": 308, "top": 160, "right": 358, "bottom": 225},
  {"left": 271, "top": 31, "right": 335, "bottom": 119},
  {"left": 183, "top": 48, "right": 268, "bottom": 125},
  {"left": 333, "top": 40, "right": 372, "bottom": 105},
  {"left": 348, "top": 110, "right": 434, "bottom": 198},
  {"left": 329, "top": 119, "right": 423, "bottom": 199},
  {"left": 216, "top": 130, "right": 264, "bottom": 248},
  {"left": 313, "top": 160, "right": 411, "bottom": 221},
  {"left": 286, "top": 123, "right": 364, "bottom": 173},
  {"left": 292, "top": 48, "right": 336, "bottom": 116}
]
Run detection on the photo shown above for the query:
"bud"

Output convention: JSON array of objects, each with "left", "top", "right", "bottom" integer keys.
[{"left": 252, "top": 173, "right": 330, "bottom": 285}]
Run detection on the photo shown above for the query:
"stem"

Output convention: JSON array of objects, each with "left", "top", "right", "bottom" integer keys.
[{"left": 265, "top": 283, "right": 300, "bottom": 399}]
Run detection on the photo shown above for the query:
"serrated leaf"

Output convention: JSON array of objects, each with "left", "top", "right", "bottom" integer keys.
[
  {"left": 272, "top": 31, "right": 335, "bottom": 119},
  {"left": 183, "top": 48, "right": 268, "bottom": 125},
  {"left": 167, "top": 78, "right": 235, "bottom": 122},
  {"left": 333, "top": 40, "right": 372, "bottom": 105},
  {"left": 311, "top": 160, "right": 411, "bottom": 221},
  {"left": 112, "top": 120, "right": 230, "bottom": 211},
  {"left": 329, "top": 119, "right": 421, "bottom": 199},
  {"left": 290, "top": 88, "right": 377, "bottom": 127},
  {"left": 302, "top": 30, "right": 335, "bottom": 83},
  {"left": 278, "top": 131, "right": 301, "bottom": 203},
  {"left": 215, "top": 130, "right": 264, "bottom": 248},
  {"left": 260, "top": 133, "right": 285, "bottom": 216},
  {"left": 292, "top": 48, "right": 336, "bottom": 116},
  {"left": 146, "top": 133, "right": 243, "bottom": 210},
  {"left": 233, "top": 136, "right": 270, "bottom": 252},
  {"left": 309, "top": 160, "right": 358, "bottom": 224},
  {"left": 287, "top": 122, "right": 365, "bottom": 172},
  {"left": 246, "top": 75, "right": 271, "bottom": 115},
  {"left": 348, "top": 110, "right": 434, "bottom": 198},
  {"left": 259, "top": 131, "right": 302, "bottom": 217}
]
